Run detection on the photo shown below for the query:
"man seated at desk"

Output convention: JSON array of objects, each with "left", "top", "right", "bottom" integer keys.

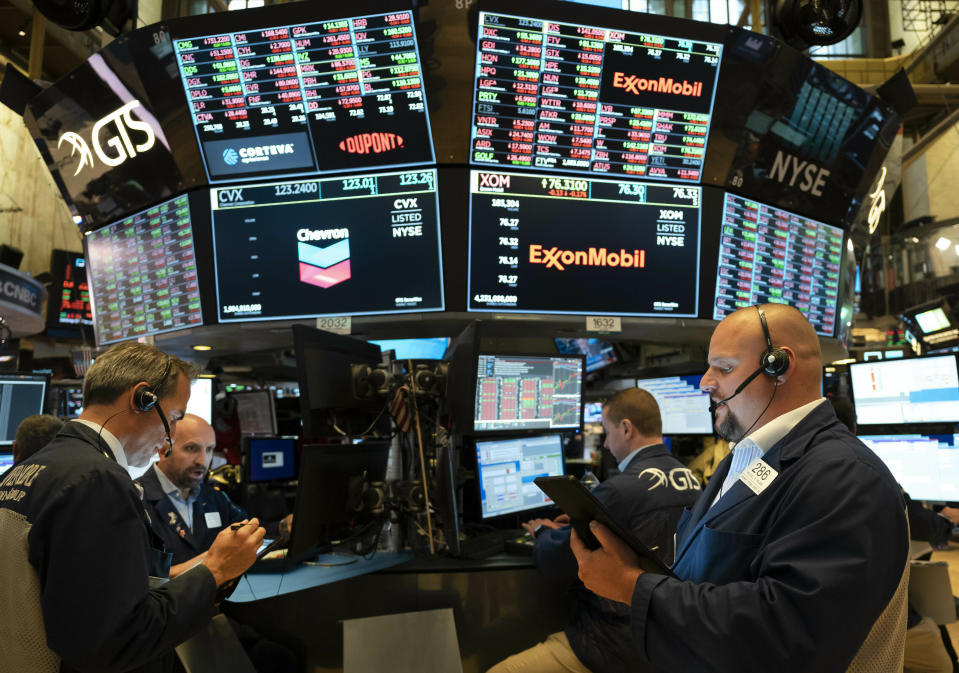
[
  {"left": 136, "top": 413, "right": 292, "bottom": 575},
  {"left": 488, "top": 388, "right": 703, "bottom": 673}
]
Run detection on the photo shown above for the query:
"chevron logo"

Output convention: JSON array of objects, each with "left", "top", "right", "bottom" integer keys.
[{"left": 298, "top": 239, "right": 351, "bottom": 289}]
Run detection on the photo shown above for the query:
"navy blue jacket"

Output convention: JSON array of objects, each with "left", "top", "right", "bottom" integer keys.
[
  {"left": 534, "top": 444, "right": 703, "bottom": 673},
  {"left": 630, "top": 402, "right": 909, "bottom": 672},
  {"left": 0, "top": 421, "right": 217, "bottom": 673}
]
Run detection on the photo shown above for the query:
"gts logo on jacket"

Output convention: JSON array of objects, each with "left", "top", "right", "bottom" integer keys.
[{"left": 638, "top": 467, "right": 701, "bottom": 491}]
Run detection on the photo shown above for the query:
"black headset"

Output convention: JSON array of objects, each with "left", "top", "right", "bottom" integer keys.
[
  {"left": 757, "top": 306, "right": 790, "bottom": 378},
  {"left": 133, "top": 356, "right": 174, "bottom": 455}
]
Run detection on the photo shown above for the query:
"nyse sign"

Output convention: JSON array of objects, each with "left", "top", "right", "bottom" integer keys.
[{"left": 57, "top": 100, "right": 156, "bottom": 176}]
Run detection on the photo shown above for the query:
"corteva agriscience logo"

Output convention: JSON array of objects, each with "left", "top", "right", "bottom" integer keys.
[
  {"left": 611, "top": 73, "right": 704, "bottom": 97},
  {"left": 297, "top": 228, "right": 351, "bottom": 289},
  {"left": 338, "top": 132, "right": 404, "bottom": 155},
  {"left": 227, "top": 142, "right": 296, "bottom": 165},
  {"left": 529, "top": 244, "right": 645, "bottom": 271},
  {"left": 56, "top": 100, "right": 156, "bottom": 176}
]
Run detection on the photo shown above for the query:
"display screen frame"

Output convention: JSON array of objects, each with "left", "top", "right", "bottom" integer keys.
[
  {"left": 474, "top": 432, "right": 566, "bottom": 519},
  {"left": 849, "top": 354, "right": 959, "bottom": 428},
  {"left": 0, "top": 373, "right": 49, "bottom": 447}
]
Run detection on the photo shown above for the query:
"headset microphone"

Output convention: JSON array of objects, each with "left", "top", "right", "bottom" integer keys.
[{"left": 708, "top": 365, "right": 765, "bottom": 414}]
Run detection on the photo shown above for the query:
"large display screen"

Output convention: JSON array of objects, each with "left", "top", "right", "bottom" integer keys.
[
  {"left": 859, "top": 434, "right": 959, "bottom": 502},
  {"left": 470, "top": 9, "right": 722, "bottom": 182},
  {"left": 474, "top": 354, "right": 583, "bottom": 432},
  {"left": 0, "top": 374, "right": 48, "bottom": 446},
  {"left": 86, "top": 194, "right": 204, "bottom": 345},
  {"left": 172, "top": 8, "right": 434, "bottom": 182},
  {"left": 713, "top": 192, "right": 843, "bottom": 336},
  {"left": 468, "top": 170, "right": 700, "bottom": 315},
  {"left": 635, "top": 375, "right": 712, "bottom": 435},
  {"left": 211, "top": 169, "right": 444, "bottom": 321},
  {"left": 475, "top": 433, "right": 565, "bottom": 518},
  {"left": 46, "top": 250, "right": 93, "bottom": 335},
  {"left": 850, "top": 356, "right": 959, "bottom": 426}
]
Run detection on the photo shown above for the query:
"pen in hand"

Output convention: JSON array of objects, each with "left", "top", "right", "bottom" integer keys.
[{"left": 230, "top": 522, "right": 257, "bottom": 531}]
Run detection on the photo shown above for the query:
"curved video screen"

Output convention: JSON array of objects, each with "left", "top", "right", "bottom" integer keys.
[
  {"left": 468, "top": 170, "right": 701, "bottom": 316},
  {"left": 211, "top": 169, "right": 444, "bottom": 321}
]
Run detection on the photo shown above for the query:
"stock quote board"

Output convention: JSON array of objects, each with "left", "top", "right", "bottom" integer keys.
[
  {"left": 713, "top": 192, "right": 844, "bottom": 336},
  {"left": 171, "top": 6, "right": 434, "bottom": 182},
  {"left": 85, "top": 194, "right": 204, "bottom": 345},
  {"left": 211, "top": 169, "right": 444, "bottom": 321},
  {"left": 469, "top": 7, "right": 723, "bottom": 182},
  {"left": 468, "top": 170, "right": 701, "bottom": 316}
]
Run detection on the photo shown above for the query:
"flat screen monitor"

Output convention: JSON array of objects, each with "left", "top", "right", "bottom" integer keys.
[
  {"left": 916, "top": 307, "right": 951, "bottom": 334},
  {"left": 0, "top": 374, "right": 48, "bottom": 446},
  {"left": 635, "top": 375, "right": 712, "bottom": 434},
  {"left": 850, "top": 355, "right": 959, "bottom": 425},
  {"left": 0, "top": 452, "right": 13, "bottom": 473},
  {"left": 713, "top": 192, "right": 844, "bottom": 337},
  {"left": 583, "top": 401, "right": 604, "bottom": 423},
  {"left": 169, "top": 4, "right": 434, "bottom": 183},
  {"left": 475, "top": 434, "right": 565, "bottom": 519},
  {"left": 470, "top": 3, "right": 723, "bottom": 182},
  {"left": 245, "top": 436, "right": 297, "bottom": 482},
  {"left": 468, "top": 170, "right": 701, "bottom": 316},
  {"left": 46, "top": 250, "right": 93, "bottom": 337},
  {"left": 187, "top": 377, "right": 215, "bottom": 426},
  {"left": 369, "top": 337, "right": 450, "bottom": 360},
  {"left": 859, "top": 434, "right": 959, "bottom": 502},
  {"left": 85, "top": 193, "right": 204, "bottom": 345},
  {"left": 210, "top": 169, "right": 444, "bottom": 321},
  {"left": 232, "top": 390, "right": 277, "bottom": 435},
  {"left": 473, "top": 354, "right": 584, "bottom": 432},
  {"left": 555, "top": 338, "right": 617, "bottom": 372}
]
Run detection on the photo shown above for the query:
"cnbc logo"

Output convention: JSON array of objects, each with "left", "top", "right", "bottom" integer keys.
[
  {"left": 222, "top": 148, "right": 239, "bottom": 166},
  {"left": 297, "top": 228, "right": 351, "bottom": 289}
]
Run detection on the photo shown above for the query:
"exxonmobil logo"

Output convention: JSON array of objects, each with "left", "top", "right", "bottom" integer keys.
[
  {"left": 338, "top": 132, "right": 404, "bottom": 155},
  {"left": 612, "top": 72, "right": 704, "bottom": 97},
  {"left": 529, "top": 244, "right": 645, "bottom": 271}
]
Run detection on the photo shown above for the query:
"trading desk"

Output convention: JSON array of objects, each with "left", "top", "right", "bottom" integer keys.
[{"left": 223, "top": 551, "right": 567, "bottom": 673}]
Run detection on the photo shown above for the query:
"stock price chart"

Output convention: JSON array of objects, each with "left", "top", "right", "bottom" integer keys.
[
  {"left": 470, "top": 11, "right": 722, "bottom": 182},
  {"left": 173, "top": 10, "right": 434, "bottom": 181},
  {"left": 468, "top": 170, "right": 701, "bottom": 316},
  {"left": 85, "top": 195, "right": 203, "bottom": 345},
  {"left": 211, "top": 169, "right": 444, "bottom": 321},
  {"left": 713, "top": 193, "right": 844, "bottom": 336},
  {"left": 474, "top": 354, "right": 583, "bottom": 432}
]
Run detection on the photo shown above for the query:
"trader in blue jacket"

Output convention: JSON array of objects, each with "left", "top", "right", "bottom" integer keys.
[
  {"left": 571, "top": 304, "right": 910, "bottom": 672},
  {"left": 488, "top": 387, "right": 703, "bottom": 673}
]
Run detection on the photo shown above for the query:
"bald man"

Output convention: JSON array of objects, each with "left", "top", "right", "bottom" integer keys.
[
  {"left": 136, "top": 414, "right": 291, "bottom": 577},
  {"left": 570, "top": 304, "right": 909, "bottom": 672}
]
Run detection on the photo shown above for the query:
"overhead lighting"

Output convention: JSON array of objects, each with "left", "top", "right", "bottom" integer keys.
[
  {"left": 936, "top": 237, "right": 951, "bottom": 250},
  {"left": 192, "top": 345, "right": 212, "bottom": 351},
  {"left": 831, "top": 358, "right": 857, "bottom": 365}
]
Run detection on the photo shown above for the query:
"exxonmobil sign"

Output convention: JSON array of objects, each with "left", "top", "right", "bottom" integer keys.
[
  {"left": 612, "top": 72, "right": 704, "bottom": 97},
  {"left": 529, "top": 244, "right": 645, "bottom": 271},
  {"left": 338, "top": 132, "right": 405, "bottom": 155}
]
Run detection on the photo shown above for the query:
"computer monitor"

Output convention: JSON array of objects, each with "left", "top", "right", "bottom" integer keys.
[
  {"left": 583, "top": 401, "right": 604, "bottom": 424},
  {"left": 635, "top": 375, "right": 713, "bottom": 435},
  {"left": 849, "top": 355, "right": 959, "bottom": 426},
  {"left": 187, "top": 377, "right": 215, "bottom": 426},
  {"left": 0, "top": 374, "right": 48, "bottom": 446},
  {"left": 244, "top": 437, "right": 297, "bottom": 483},
  {"left": 287, "top": 441, "right": 391, "bottom": 561},
  {"left": 369, "top": 338, "right": 450, "bottom": 361},
  {"left": 555, "top": 338, "right": 618, "bottom": 373},
  {"left": 472, "top": 354, "right": 584, "bottom": 433},
  {"left": 231, "top": 390, "right": 277, "bottom": 436},
  {"left": 50, "top": 382, "right": 84, "bottom": 419},
  {"left": 915, "top": 307, "right": 951, "bottom": 335},
  {"left": 475, "top": 434, "right": 565, "bottom": 519},
  {"left": 0, "top": 452, "right": 13, "bottom": 473},
  {"left": 858, "top": 434, "right": 959, "bottom": 502}
]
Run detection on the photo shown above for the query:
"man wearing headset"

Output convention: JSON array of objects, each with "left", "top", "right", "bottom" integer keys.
[
  {"left": 570, "top": 304, "right": 910, "bottom": 672},
  {"left": 0, "top": 341, "right": 265, "bottom": 673}
]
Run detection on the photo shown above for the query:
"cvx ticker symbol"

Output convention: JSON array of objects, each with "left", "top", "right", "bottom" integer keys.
[{"left": 222, "top": 148, "right": 240, "bottom": 166}]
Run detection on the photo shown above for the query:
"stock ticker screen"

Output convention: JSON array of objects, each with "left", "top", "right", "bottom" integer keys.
[
  {"left": 211, "top": 169, "right": 444, "bottom": 322},
  {"left": 172, "top": 9, "right": 434, "bottom": 182},
  {"left": 470, "top": 10, "right": 722, "bottom": 182},
  {"left": 85, "top": 195, "right": 203, "bottom": 345},
  {"left": 468, "top": 170, "right": 700, "bottom": 316},
  {"left": 713, "top": 193, "right": 843, "bottom": 336},
  {"left": 474, "top": 354, "right": 584, "bottom": 432}
]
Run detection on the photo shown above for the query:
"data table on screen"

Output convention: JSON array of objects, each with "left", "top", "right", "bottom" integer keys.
[
  {"left": 470, "top": 11, "right": 722, "bottom": 182},
  {"left": 476, "top": 434, "right": 565, "bottom": 518},
  {"left": 86, "top": 195, "right": 203, "bottom": 345},
  {"left": 173, "top": 10, "right": 434, "bottom": 181},
  {"left": 859, "top": 434, "right": 959, "bottom": 502},
  {"left": 468, "top": 170, "right": 700, "bottom": 316},
  {"left": 474, "top": 355, "right": 583, "bottom": 432},
  {"left": 713, "top": 193, "right": 843, "bottom": 336}
]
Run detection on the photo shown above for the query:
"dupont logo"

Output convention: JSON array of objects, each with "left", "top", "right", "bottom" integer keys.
[
  {"left": 529, "top": 244, "right": 645, "bottom": 271},
  {"left": 612, "top": 72, "right": 704, "bottom": 97},
  {"left": 338, "top": 132, "right": 404, "bottom": 155},
  {"left": 297, "top": 228, "right": 351, "bottom": 289}
]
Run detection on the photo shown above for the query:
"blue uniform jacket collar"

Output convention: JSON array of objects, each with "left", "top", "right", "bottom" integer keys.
[
  {"left": 137, "top": 466, "right": 201, "bottom": 553},
  {"left": 673, "top": 401, "right": 844, "bottom": 567},
  {"left": 57, "top": 420, "right": 117, "bottom": 461},
  {"left": 621, "top": 443, "right": 672, "bottom": 471}
]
